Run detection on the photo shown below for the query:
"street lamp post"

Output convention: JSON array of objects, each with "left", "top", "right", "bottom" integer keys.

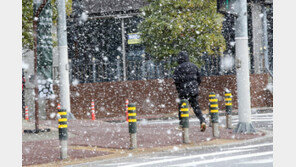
[
  {"left": 56, "top": 0, "right": 75, "bottom": 119},
  {"left": 233, "top": 0, "right": 255, "bottom": 133}
]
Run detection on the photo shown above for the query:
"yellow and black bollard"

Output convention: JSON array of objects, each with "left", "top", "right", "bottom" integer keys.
[
  {"left": 209, "top": 92, "right": 219, "bottom": 137},
  {"left": 58, "top": 109, "right": 68, "bottom": 159},
  {"left": 128, "top": 103, "right": 137, "bottom": 149},
  {"left": 208, "top": 95, "right": 212, "bottom": 128},
  {"left": 180, "top": 99, "right": 190, "bottom": 144},
  {"left": 225, "top": 90, "right": 233, "bottom": 129}
]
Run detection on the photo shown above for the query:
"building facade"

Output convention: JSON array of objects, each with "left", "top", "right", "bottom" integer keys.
[
  {"left": 23, "top": 0, "right": 273, "bottom": 119},
  {"left": 66, "top": 0, "right": 262, "bottom": 84}
]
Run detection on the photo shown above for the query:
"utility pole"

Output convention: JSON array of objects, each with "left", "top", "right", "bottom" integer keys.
[
  {"left": 233, "top": 0, "right": 255, "bottom": 133},
  {"left": 56, "top": 0, "right": 75, "bottom": 119}
]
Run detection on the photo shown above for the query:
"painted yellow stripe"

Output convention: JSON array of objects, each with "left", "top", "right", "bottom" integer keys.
[
  {"left": 209, "top": 99, "right": 218, "bottom": 102},
  {"left": 128, "top": 119, "right": 137, "bottom": 122},
  {"left": 180, "top": 108, "right": 189, "bottom": 111},
  {"left": 58, "top": 112, "right": 67, "bottom": 115},
  {"left": 181, "top": 103, "right": 187, "bottom": 106},
  {"left": 128, "top": 107, "right": 136, "bottom": 110},
  {"left": 226, "top": 103, "right": 232, "bottom": 106},
  {"left": 128, "top": 113, "right": 136, "bottom": 116},
  {"left": 58, "top": 118, "right": 67, "bottom": 122},
  {"left": 210, "top": 104, "right": 218, "bottom": 108},
  {"left": 225, "top": 98, "right": 232, "bottom": 101},
  {"left": 58, "top": 124, "right": 68, "bottom": 128},
  {"left": 209, "top": 94, "right": 216, "bottom": 97},
  {"left": 181, "top": 114, "right": 189, "bottom": 117},
  {"left": 210, "top": 110, "right": 219, "bottom": 113},
  {"left": 225, "top": 93, "right": 232, "bottom": 96}
]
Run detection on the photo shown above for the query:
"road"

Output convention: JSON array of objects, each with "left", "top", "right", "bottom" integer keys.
[{"left": 66, "top": 111, "right": 273, "bottom": 167}]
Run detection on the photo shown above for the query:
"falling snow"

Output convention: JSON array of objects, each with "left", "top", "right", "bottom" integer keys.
[{"left": 22, "top": 0, "right": 273, "bottom": 166}]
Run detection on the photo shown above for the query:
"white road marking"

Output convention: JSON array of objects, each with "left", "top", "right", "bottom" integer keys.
[
  {"left": 89, "top": 143, "right": 273, "bottom": 167},
  {"left": 120, "top": 149, "right": 254, "bottom": 167},
  {"left": 146, "top": 156, "right": 179, "bottom": 160},
  {"left": 169, "top": 151, "right": 273, "bottom": 167},
  {"left": 226, "top": 142, "right": 273, "bottom": 150},
  {"left": 94, "top": 162, "right": 130, "bottom": 166},
  {"left": 232, "top": 119, "right": 273, "bottom": 123},
  {"left": 238, "top": 158, "right": 273, "bottom": 164}
]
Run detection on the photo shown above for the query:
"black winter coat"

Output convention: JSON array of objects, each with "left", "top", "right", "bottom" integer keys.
[{"left": 173, "top": 52, "right": 201, "bottom": 97}]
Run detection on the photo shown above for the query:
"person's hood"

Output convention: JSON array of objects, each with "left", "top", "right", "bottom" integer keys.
[{"left": 177, "top": 51, "right": 189, "bottom": 64}]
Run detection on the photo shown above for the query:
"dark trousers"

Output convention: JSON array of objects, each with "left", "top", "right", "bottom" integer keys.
[{"left": 178, "top": 94, "right": 205, "bottom": 124}]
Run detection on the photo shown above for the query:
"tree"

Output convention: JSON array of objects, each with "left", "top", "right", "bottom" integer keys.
[
  {"left": 138, "top": 0, "right": 226, "bottom": 66},
  {"left": 22, "top": 0, "right": 72, "bottom": 50},
  {"left": 22, "top": 0, "right": 34, "bottom": 50}
]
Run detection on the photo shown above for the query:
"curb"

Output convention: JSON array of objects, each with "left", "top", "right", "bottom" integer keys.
[{"left": 181, "top": 129, "right": 272, "bottom": 151}]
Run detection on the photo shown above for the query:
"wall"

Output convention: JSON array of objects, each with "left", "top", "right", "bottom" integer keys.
[{"left": 46, "top": 74, "right": 273, "bottom": 119}]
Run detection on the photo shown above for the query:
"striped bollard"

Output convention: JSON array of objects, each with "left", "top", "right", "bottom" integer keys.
[
  {"left": 91, "top": 100, "right": 96, "bottom": 120},
  {"left": 128, "top": 103, "right": 137, "bottom": 149},
  {"left": 180, "top": 99, "right": 190, "bottom": 144},
  {"left": 209, "top": 92, "right": 219, "bottom": 137},
  {"left": 225, "top": 90, "right": 233, "bottom": 129},
  {"left": 125, "top": 99, "right": 129, "bottom": 122},
  {"left": 208, "top": 103, "right": 212, "bottom": 128},
  {"left": 25, "top": 106, "right": 29, "bottom": 121},
  {"left": 58, "top": 109, "right": 68, "bottom": 159}
]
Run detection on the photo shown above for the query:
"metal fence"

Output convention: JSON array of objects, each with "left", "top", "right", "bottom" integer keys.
[{"left": 68, "top": 54, "right": 236, "bottom": 84}]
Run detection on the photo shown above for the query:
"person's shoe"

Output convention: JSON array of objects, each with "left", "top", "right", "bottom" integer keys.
[{"left": 200, "top": 122, "right": 206, "bottom": 132}]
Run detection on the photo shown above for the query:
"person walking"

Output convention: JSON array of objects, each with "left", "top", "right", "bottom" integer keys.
[{"left": 173, "top": 51, "right": 206, "bottom": 132}]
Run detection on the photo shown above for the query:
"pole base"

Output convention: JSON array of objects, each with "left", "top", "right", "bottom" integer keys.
[
  {"left": 226, "top": 115, "right": 233, "bottom": 129},
  {"left": 233, "top": 122, "right": 256, "bottom": 134},
  {"left": 60, "top": 140, "right": 68, "bottom": 159},
  {"left": 208, "top": 116, "right": 212, "bottom": 127},
  {"left": 23, "top": 128, "right": 51, "bottom": 133},
  {"left": 129, "top": 133, "right": 137, "bottom": 149},
  {"left": 212, "top": 123, "right": 220, "bottom": 138},
  {"left": 182, "top": 128, "right": 190, "bottom": 144}
]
